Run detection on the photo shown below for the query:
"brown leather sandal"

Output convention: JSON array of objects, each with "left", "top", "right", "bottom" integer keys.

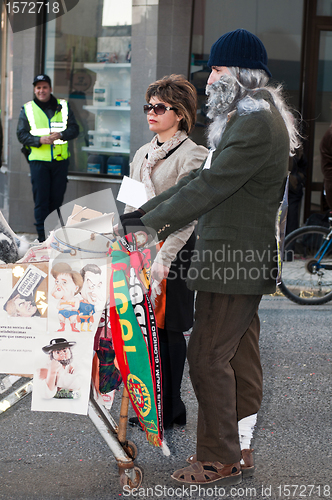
[
  {"left": 240, "top": 449, "right": 255, "bottom": 478},
  {"left": 186, "top": 449, "right": 255, "bottom": 478},
  {"left": 171, "top": 460, "right": 242, "bottom": 486}
]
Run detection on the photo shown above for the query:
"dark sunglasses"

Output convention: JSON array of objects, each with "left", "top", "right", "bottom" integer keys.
[{"left": 143, "top": 103, "right": 176, "bottom": 115}]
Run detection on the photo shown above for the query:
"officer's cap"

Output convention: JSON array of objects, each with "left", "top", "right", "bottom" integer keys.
[{"left": 33, "top": 74, "right": 52, "bottom": 86}]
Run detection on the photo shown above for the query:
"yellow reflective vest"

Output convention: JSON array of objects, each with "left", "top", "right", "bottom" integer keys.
[{"left": 24, "top": 99, "right": 69, "bottom": 161}]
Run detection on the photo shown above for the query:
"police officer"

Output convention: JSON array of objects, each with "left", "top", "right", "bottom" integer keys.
[{"left": 17, "top": 74, "right": 79, "bottom": 242}]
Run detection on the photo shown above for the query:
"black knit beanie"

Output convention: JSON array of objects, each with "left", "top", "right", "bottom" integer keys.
[{"left": 207, "top": 28, "right": 272, "bottom": 78}]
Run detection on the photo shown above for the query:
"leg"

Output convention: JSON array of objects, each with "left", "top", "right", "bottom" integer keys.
[
  {"left": 57, "top": 313, "right": 66, "bottom": 332},
  {"left": 49, "top": 159, "right": 69, "bottom": 214},
  {"left": 230, "top": 310, "right": 262, "bottom": 421},
  {"left": 69, "top": 314, "right": 80, "bottom": 332},
  {"left": 187, "top": 292, "right": 262, "bottom": 464},
  {"left": 29, "top": 161, "right": 52, "bottom": 238},
  {"left": 158, "top": 328, "right": 186, "bottom": 428}
]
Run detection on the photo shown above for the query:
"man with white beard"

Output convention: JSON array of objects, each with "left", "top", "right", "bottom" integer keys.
[{"left": 121, "top": 29, "right": 300, "bottom": 486}]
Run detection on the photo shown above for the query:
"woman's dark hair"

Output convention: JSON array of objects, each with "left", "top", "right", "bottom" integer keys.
[{"left": 145, "top": 74, "right": 198, "bottom": 134}]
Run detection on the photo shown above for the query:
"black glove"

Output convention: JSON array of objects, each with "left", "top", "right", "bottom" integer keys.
[
  {"left": 120, "top": 209, "right": 145, "bottom": 224},
  {"left": 120, "top": 215, "right": 146, "bottom": 236}
]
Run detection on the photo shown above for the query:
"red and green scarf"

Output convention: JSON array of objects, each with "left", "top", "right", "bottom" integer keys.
[{"left": 108, "top": 235, "right": 168, "bottom": 453}]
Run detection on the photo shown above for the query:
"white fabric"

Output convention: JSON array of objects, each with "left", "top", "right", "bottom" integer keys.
[
  {"left": 203, "top": 149, "right": 216, "bottom": 170},
  {"left": 39, "top": 361, "right": 81, "bottom": 399},
  {"left": 142, "top": 130, "right": 188, "bottom": 200},
  {"left": 238, "top": 413, "right": 257, "bottom": 450}
]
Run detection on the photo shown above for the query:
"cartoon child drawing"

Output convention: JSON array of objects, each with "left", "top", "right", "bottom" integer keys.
[
  {"left": 77, "top": 264, "right": 103, "bottom": 332},
  {"left": 51, "top": 262, "right": 83, "bottom": 333},
  {"left": 37, "top": 337, "right": 81, "bottom": 399}
]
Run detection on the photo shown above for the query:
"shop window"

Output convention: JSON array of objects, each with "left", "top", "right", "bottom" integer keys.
[
  {"left": 190, "top": 0, "right": 304, "bottom": 148},
  {"left": 44, "top": 0, "right": 132, "bottom": 177},
  {"left": 317, "top": 0, "right": 332, "bottom": 16}
]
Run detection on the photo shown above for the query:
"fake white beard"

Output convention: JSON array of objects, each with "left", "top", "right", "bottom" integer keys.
[
  {"left": 205, "top": 75, "right": 239, "bottom": 119},
  {"left": 207, "top": 114, "right": 228, "bottom": 150},
  {"left": 206, "top": 75, "right": 239, "bottom": 149},
  {"left": 206, "top": 77, "right": 271, "bottom": 150}
]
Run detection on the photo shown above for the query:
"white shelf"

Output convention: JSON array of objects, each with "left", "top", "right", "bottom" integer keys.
[
  {"left": 84, "top": 63, "right": 131, "bottom": 71},
  {"left": 82, "top": 62, "right": 131, "bottom": 164},
  {"left": 88, "top": 130, "right": 112, "bottom": 135},
  {"left": 82, "top": 146, "right": 130, "bottom": 154},
  {"left": 83, "top": 105, "right": 130, "bottom": 112}
]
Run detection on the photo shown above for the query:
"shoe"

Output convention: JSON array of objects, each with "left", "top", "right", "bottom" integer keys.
[
  {"left": 158, "top": 331, "right": 187, "bottom": 430},
  {"left": 163, "top": 398, "right": 186, "bottom": 429},
  {"left": 129, "top": 408, "right": 186, "bottom": 431},
  {"left": 38, "top": 232, "right": 45, "bottom": 243},
  {"left": 240, "top": 449, "right": 255, "bottom": 478},
  {"left": 171, "top": 460, "right": 242, "bottom": 486},
  {"left": 187, "top": 449, "right": 255, "bottom": 477},
  {"left": 128, "top": 416, "right": 144, "bottom": 431}
]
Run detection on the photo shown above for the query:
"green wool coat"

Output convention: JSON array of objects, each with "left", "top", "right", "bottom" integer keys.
[{"left": 141, "top": 90, "right": 289, "bottom": 295}]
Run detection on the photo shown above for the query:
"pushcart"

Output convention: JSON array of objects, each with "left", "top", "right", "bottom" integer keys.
[
  {"left": 0, "top": 372, "right": 143, "bottom": 489},
  {"left": 0, "top": 208, "right": 145, "bottom": 490}
]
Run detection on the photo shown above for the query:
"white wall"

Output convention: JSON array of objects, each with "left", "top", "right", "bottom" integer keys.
[{"left": 203, "top": 0, "right": 303, "bottom": 61}]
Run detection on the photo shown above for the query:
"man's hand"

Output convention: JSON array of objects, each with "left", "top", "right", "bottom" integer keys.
[
  {"left": 151, "top": 261, "right": 169, "bottom": 282},
  {"left": 49, "top": 132, "right": 61, "bottom": 142},
  {"left": 39, "top": 135, "right": 54, "bottom": 145},
  {"left": 39, "top": 132, "right": 61, "bottom": 145},
  {"left": 49, "top": 359, "right": 62, "bottom": 374},
  {"left": 120, "top": 216, "right": 146, "bottom": 235},
  {"left": 120, "top": 209, "right": 145, "bottom": 223},
  {"left": 46, "top": 359, "right": 61, "bottom": 391}
]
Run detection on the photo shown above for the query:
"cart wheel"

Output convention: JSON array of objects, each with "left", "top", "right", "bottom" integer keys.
[
  {"left": 119, "top": 466, "right": 143, "bottom": 489},
  {"left": 123, "top": 440, "right": 138, "bottom": 460}
]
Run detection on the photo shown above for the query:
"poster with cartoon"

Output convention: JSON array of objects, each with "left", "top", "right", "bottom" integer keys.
[
  {"left": 30, "top": 257, "right": 107, "bottom": 414},
  {"left": 47, "top": 257, "right": 107, "bottom": 335},
  {"left": 31, "top": 335, "right": 94, "bottom": 415},
  {"left": 0, "top": 263, "right": 48, "bottom": 374}
]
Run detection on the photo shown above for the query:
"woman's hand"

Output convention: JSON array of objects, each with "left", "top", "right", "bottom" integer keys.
[{"left": 151, "top": 261, "right": 169, "bottom": 282}]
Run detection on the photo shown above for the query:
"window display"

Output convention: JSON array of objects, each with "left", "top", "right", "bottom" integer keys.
[
  {"left": 44, "top": 0, "right": 132, "bottom": 176},
  {"left": 82, "top": 62, "right": 130, "bottom": 175}
]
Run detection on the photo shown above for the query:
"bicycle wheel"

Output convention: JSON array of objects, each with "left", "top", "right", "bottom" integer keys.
[{"left": 279, "top": 225, "right": 332, "bottom": 305}]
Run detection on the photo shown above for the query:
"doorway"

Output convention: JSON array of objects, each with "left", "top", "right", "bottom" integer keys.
[{"left": 301, "top": 0, "right": 332, "bottom": 217}]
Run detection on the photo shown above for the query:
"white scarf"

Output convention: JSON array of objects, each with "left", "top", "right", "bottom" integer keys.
[{"left": 141, "top": 130, "right": 188, "bottom": 199}]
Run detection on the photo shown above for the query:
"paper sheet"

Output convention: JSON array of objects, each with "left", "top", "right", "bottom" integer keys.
[
  {"left": 117, "top": 176, "right": 148, "bottom": 208},
  {"left": 67, "top": 213, "right": 114, "bottom": 234}
]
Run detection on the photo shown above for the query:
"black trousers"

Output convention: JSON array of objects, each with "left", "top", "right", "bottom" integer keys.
[
  {"left": 29, "top": 159, "right": 69, "bottom": 234},
  {"left": 187, "top": 292, "right": 263, "bottom": 464}
]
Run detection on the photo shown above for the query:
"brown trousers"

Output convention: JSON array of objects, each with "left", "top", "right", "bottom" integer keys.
[{"left": 187, "top": 292, "right": 263, "bottom": 464}]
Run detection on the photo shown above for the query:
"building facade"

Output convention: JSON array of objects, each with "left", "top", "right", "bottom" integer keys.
[{"left": 1, "top": 0, "right": 332, "bottom": 233}]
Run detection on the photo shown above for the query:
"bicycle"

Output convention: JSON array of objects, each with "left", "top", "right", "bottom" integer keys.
[{"left": 278, "top": 213, "right": 332, "bottom": 305}]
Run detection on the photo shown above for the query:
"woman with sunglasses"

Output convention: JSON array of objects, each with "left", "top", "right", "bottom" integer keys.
[{"left": 124, "top": 74, "right": 207, "bottom": 429}]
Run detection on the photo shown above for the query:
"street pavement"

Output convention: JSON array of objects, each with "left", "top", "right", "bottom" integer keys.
[{"left": 0, "top": 294, "right": 331, "bottom": 500}]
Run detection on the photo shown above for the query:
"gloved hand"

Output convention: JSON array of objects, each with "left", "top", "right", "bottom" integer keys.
[
  {"left": 120, "top": 214, "right": 146, "bottom": 235},
  {"left": 120, "top": 209, "right": 145, "bottom": 224}
]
